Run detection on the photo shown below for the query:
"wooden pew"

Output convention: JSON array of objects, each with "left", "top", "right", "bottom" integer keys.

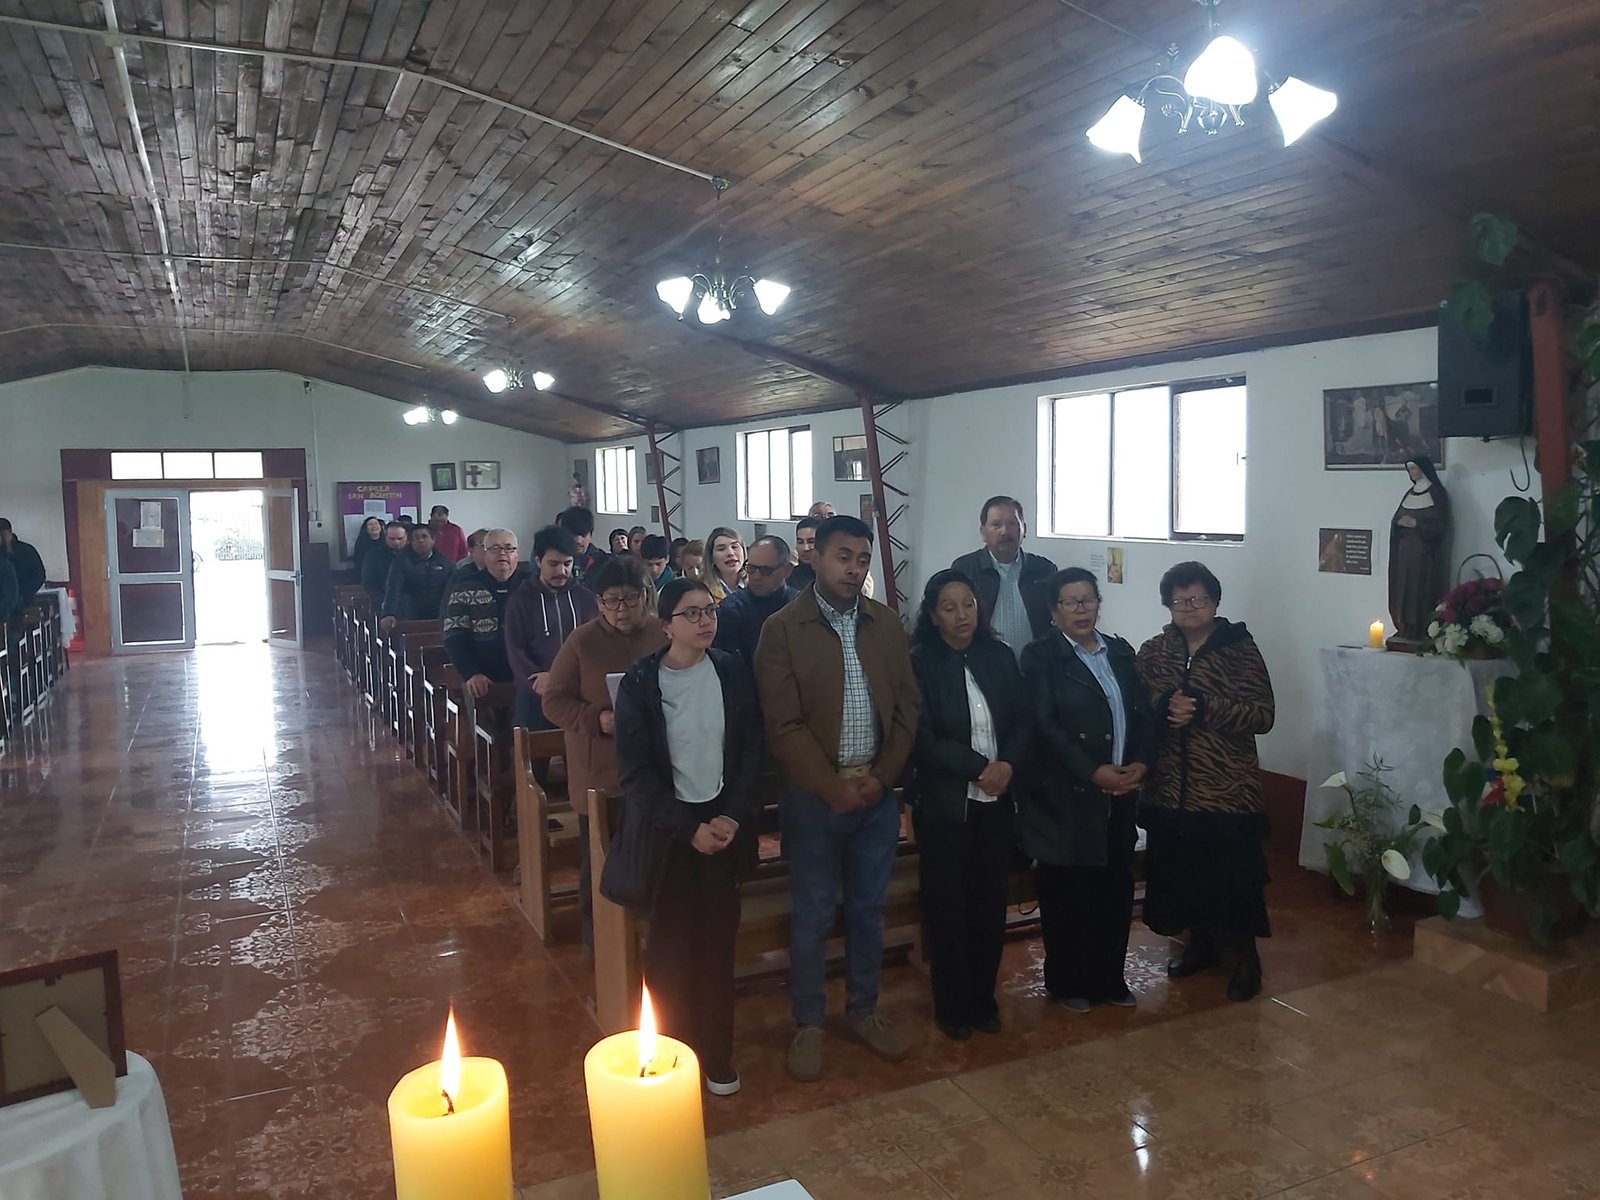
[
  {"left": 588, "top": 788, "right": 927, "bottom": 1035},
  {"left": 0, "top": 639, "right": 10, "bottom": 743},
  {"left": 471, "top": 695, "right": 522, "bottom": 871},
  {"left": 443, "top": 677, "right": 515, "bottom": 831},
  {"left": 420, "top": 647, "right": 451, "bottom": 795},
  {"left": 404, "top": 631, "right": 445, "bottom": 763},
  {"left": 384, "top": 620, "right": 437, "bottom": 746},
  {"left": 513, "top": 727, "right": 580, "bottom": 942},
  {"left": 333, "top": 585, "right": 365, "bottom": 677}
]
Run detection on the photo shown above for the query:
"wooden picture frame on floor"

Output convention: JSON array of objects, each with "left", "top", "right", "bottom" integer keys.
[{"left": 0, "top": 949, "right": 127, "bottom": 1108}]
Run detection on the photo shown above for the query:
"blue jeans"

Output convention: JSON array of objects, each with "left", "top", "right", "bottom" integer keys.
[{"left": 780, "top": 788, "right": 901, "bottom": 1026}]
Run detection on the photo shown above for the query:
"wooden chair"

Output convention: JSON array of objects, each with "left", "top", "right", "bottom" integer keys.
[{"left": 513, "top": 727, "right": 580, "bottom": 942}]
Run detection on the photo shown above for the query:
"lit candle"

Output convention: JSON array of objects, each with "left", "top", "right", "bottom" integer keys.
[
  {"left": 388, "top": 1011, "right": 513, "bottom": 1200},
  {"left": 584, "top": 986, "right": 709, "bottom": 1200},
  {"left": 1369, "top": 621, "right": 1386, "bottom": 649}
]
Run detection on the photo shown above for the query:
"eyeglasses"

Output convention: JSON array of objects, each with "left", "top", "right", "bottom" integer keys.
[
  {"left": 1167, "top": 597, "right": 1215, "bottom": 611},
  {"left": 599, "top": 592, "right": 644, "bottom": 610},
  {"left": 745, "top": 563, "right": 786, "bottom": 577},
  {"left": 1056, "top": 596, "right": 1101, "bottom": 612},
  {"left": 671, "top": 605, "right": 719, "bottom": 625},
  {"left": 485, "top": 544, "right": 517, "bottom": 556}
]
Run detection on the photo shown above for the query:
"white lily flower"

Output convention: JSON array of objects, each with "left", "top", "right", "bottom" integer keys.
[
  {"left": 1319, "top": 771, "right": 1348, "bottom": 790},
  {"left": 1422, "top": 810, "right": 1447, "bottom": 831},
  {"left": 1381, "top": 848, "right": 1411, "bottom": 880}
]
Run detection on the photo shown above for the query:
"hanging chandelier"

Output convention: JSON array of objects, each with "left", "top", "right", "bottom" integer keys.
[
  {"left": 403, "top": 405, "right": 458, "bottom": 426},
  {"left": 481, "top": 367, "right": 555, "bottom": 394},
  {"left": 1085, "top": 0, "right": 1337, "bottom": 163},
  {"left": 655, "top": 178, "right": 790, "bottom": 324}
]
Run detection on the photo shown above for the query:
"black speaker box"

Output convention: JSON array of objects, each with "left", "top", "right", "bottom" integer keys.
[{"left": 1437, "top": 290, "right": 1532, "bottom": 438}]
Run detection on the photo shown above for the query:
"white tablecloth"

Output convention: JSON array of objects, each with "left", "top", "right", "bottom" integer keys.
[
  {"left": 0, "top": 1053, "right": 182, "bottom": 1200},
  {"left": 1299, "top": 646, "right": 1513, "bottom": 913}
]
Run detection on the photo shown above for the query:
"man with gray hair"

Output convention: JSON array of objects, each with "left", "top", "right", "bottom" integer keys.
[
  {"left": 443, "top": 528, "right": 531, "bottom": 698},
  {"left": 713, "top": 534, "right": 798, "bottom": 667}
]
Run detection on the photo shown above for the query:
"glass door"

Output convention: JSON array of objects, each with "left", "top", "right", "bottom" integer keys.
[
  {"left": 106, "top": 490, "right": 195, "bottom": 653},
  {"left": 263, "top": 485, "right": 303, "bottom": 648}
]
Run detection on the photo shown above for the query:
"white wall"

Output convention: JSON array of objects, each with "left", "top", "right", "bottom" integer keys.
[
  {"left": 568, "top": 327, "right": 1537, "bottom": 780},
  {"left": 0, "top": 368, "right": 570, "bottom": 574}
]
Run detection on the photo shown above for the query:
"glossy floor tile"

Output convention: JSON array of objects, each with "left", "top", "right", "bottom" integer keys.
[{"left": 8, "top": 644, "right": 1587, "bottom": 1200}]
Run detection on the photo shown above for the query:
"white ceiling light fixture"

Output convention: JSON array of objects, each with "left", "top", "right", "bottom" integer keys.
[
  {"left": 481, "top": 366, "right": 556, "bottom": 394},
  {"left": 482, "top": 368, "right": 511, "bottom": 394},
  {"left": 402, "top": 404, "right": 459, "bottom": 427},
  {"left": 440, "top": 409, "right": 459, "bottom": 425},
  {"left": 1083, "top": 0, "right": 1337, "bottom": 163},
  {"left": 655, "top": 177, "right": 790, "bottom": 324}
]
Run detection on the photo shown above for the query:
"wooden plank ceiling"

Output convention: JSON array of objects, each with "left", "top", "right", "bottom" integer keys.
[{"left": 0, "top": 0, "right": 1594, "bottom": 440}]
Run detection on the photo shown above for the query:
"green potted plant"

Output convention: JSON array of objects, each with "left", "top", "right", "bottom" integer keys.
[
  {"left": 1421, "top": 215, "right": 1600, "bottom": 946},
  {"left": 1315, "top": 760, "right": 1432, "bottom": 931}
]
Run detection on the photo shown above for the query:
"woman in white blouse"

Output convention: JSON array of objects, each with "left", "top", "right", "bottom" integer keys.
[{"left": 908, "top": 569, "right": 1031, "bottom": 1041}]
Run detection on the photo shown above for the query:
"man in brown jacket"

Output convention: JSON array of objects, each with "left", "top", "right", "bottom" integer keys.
[{"left": 753, "top": 515, "right": 919, "bottom": 1081}]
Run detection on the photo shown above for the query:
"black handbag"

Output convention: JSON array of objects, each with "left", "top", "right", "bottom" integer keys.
[{"left": 598, "top": 798, "right": 668, "bottom": 917}]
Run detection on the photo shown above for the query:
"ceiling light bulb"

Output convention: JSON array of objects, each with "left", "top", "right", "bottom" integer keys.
[
  {"left": 440, "top": 409, "right": 459, "bottom": 425},
  {"left": 531, "top": 371, "right": 555, "bottom": 391},
  {"left": 696, "top": 292, "right": 731, "bottom": 324},
  {"left": 482, "top": 368, "right": 510, "bottom": 394},
  {"left": 403, "top": 405, "right": 430, "bottom": 425},
  {"left": 656, "top": 276, "right": 695, "bottom": 315},
  {"left": 1085, "top": 95, "right": 1146, "bottom": 162},
  {"left": 1183, "top": 35, "right": 1258, "bottom": 106},
  {"left": 1269, "top": 76, "right": 1337, "bottom": 146},
  {"left": 752, "top": 279, "right": 791, "bottom": 315}
]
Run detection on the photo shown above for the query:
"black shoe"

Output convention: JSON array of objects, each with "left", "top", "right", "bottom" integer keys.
[
  {"left": 1051, "top": 993, "right": 1094, "bottom": 1013},
  {"left": 1227, "top": 939, "right": 1262, "bottom": 1002},
  {"left": 972, "top": 1015, "right": 1002, "bottom": 1035},
  {"left": 1167, "top": 931, "right": 1220, "bottom": 979},
  {"left": 936, "top": 1018, "right": 973, "bottom": 1041},
  {"left": 1104, "top": 985, "right": 1136, "bottom": 1008}
]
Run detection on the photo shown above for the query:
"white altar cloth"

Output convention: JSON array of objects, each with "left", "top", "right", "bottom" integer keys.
[
  {"left": 0, "top": 1053, "right": 182, "bottom": 1200},
  {"left": 1299, "top": 646, "right": 1512, "bottom": 912}
]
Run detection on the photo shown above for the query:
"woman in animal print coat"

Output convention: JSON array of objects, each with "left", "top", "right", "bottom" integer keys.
[{"left": 1136, "top": 561, "right": 1276, "bottom": 1003}]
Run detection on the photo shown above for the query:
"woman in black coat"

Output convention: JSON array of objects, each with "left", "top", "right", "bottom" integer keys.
[
  {"left": 614, "top": 577, "right": 764, "bottom": 1097},
  {"left": 909, "top": 569, "right": 1031, "bottom": 1041},
  {"left": 1019, "top": 568, "right": 1156, "bottom": 1012}
]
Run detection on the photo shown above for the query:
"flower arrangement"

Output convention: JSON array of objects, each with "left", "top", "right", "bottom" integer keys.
[
  {"left": 1426, "top": 576, "right": 1509, "bottom": 658},
  {"left": 1315, "top": 759, "right": 1435, "bottom": 931}
]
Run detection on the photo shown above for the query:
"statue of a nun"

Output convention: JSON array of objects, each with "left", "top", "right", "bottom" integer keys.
[{"left": 1388, "top": 455, "right": 1452, "bottom": 642}]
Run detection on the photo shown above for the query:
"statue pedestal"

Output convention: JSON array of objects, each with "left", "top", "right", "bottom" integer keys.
[
  {"left": 1413, "top": 916, "right": 1600, "bottom": 1012},
  {"left": 1299, "top": 646, "right": 1514, "bottom": 911}
]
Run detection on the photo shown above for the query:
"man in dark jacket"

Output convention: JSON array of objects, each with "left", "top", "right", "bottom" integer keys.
[
  {"left": 714, "top": 535, "right": 798, "bottom": 667},
  {"left": 790, "top": 516, "right": 821, "bottom": 592},
  {"left": 362, "top": 521, "right": 408, "bottom": 612},
  {"left": 950, "top": 495, "right": 1057, "bottom": 658},
  {"left": 443, "top": 528, "right": 532, "bottom": 697},
  {"left": 0, "top": 518, "right": 47, "bottom": 618},
  {"left": 556, "top": 506, "right": 608, "bottom": 586},
  {"left": 505, "top": 525, "right": 599, "bottom": 729},
  {"left": 381, "top": 524, "right": 451, "bottom": 629}
]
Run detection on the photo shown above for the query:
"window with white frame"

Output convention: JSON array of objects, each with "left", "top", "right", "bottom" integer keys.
[
  {"left": 739, "top": 426, "right": 813, "bottom": 521},
  {"left": 110, "top": 450, "right": 265, "bottom": 480},
  {"left": 1045, "top": 378, "right": 1246, "bottom": 542},
  {"left": 595, "top": 445, "right": 637, "bottom": 514}
]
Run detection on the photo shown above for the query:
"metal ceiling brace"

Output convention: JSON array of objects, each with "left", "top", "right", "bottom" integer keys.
[
  {"left": 646, "top": 423, "right": 684, "bottom": 541},
  {"left": 858, "top": 393, "right": 912, "bottom": 614}
]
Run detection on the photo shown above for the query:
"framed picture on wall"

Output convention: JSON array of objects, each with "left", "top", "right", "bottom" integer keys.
[
  {"left": 430, "top": 463, "right": 457, "bottom": 491},
  {"left": 833, "top": 435, "right": 868, "bottom": 481},
  {"left": 696, "top": 447, "right": 721, "bottom": 485},
  {"left": 1323, "top": 382, "right": 1443, "bottom": 469},
  {"left": 859, "top": 493, "right": 876, "bottom": 524},
  {"left": 463, "top": 460, "right": 501, "bottom": 490},
  {"left": 645, "top": 451, "right": 657, "bottom": 485}
]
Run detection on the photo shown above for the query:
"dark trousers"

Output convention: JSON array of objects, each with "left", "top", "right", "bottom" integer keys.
[
  {"left": 645, "top": 838, "right": 741, "bottom": 1080},
  {"left": 1034, "top": 813, "right": 1137, "bottom": 1003},
  {"left": 914, "top": 800, "right": 1014, "bottom": 1026}
]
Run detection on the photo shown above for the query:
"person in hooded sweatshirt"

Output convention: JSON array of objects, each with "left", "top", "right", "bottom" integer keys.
[
  {"left": 442, "top": 528, "right": 532, "bottom": 697},
  {"left": 380, "top": 524, "right": 452, "bottom": 630},
  {"left": 363, "top": 521, "right": 409, "bottom": 614},
  {"left": 504, "top": 525, "right": 599, "bottom": 730}
]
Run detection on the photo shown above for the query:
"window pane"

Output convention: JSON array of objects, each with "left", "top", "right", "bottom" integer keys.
[
  {"left": 163, "top": 451, "right": 214, "bottom": 479},
  {"left": 1110, "top": 387, "right": 1170, "bottom": 539},
  {"left": 625, "top": 448, "right": 637, "bottom": 513},
  {"left": 1174, "top": 384, "right": 1247, "bottom": 538},
  {"left": 214, "top": 451, "right": 264, "bottom": 478},
  {"left": 1050, "top": 394, "right": 1110, "bottom": 537},
  {"left": 111, "top": 451, "right": 163, "bottom": 480},
  {"left": 791, "top": 429, "right": 813, "bottom": 516},
  {"left": 745, "top": 432, "right": 771, "bottom": 520},
  {"left": 768, "top": 430, "right": 789, "bottom": 523}
]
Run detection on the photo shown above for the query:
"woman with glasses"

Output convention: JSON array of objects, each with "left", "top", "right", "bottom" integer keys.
[
  {"left": 615, "top": 577, "right": 763, "bottom": 1096},
  {"left": 703, "top": 526, "right": 745, "bottom": 604},
  {"left": 1019, "top": 568, "right": 1155, "bottom": 1012},
  {"left": 1136, "top": 562, "right": 1275, "bottom": 1002},
  {"left": 909, "top": 569, "right": 1030, "bottom": 1040},
  {"left": 544, "top": 554, "right": 666, "bottom": 951}
]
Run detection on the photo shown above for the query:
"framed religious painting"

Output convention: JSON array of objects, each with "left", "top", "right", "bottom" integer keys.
[
  {"left": 696, "top": 447, "right": 721, "bottom": 485},
  {"left": 1323, "top": 382, "right": 1443, "bottom": 469},
  {"left": 463, "top": 460, "right": 501, "bottom": 490},
  {"left": 430, "top": 462, "right": 458, "bottom": 491}
]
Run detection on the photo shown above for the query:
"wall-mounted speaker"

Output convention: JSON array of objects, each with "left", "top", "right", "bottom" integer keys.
[{"left": 1437, "top": 290, "right": 1532, "bottom": 438}]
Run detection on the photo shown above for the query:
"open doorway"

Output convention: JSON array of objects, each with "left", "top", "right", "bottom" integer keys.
[{"left": 189, "top": 489, "right": 268, "bottom": 645}]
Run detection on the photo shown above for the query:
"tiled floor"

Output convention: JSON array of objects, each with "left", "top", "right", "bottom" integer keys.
[{"left": 4, "top": 645, "right": 1589, "bottom": 1199}]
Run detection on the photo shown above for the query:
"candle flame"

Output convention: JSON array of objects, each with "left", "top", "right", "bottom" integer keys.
[
  {"left": 439, "top": 1009, "right": 462, "bottom": 1109},
  {"left": 638, "top": 984, "right": 657, "bottom": 1073}
]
